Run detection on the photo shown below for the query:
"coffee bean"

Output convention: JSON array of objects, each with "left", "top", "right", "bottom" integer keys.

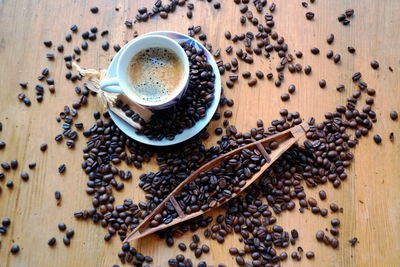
[
  {"left": 187, "top": 11, "right": 193, "bottom": 18},
  {"left": 330, "top": 203, "right": 339, "bottom": 212},
  {"left": 64, "top": 34, "right": 72, "bottom": 43},
  {"left": 214, "top": 128, "right": 223, "bottom": 135},
  {"left": 159, "top": 11, "right": 168, "bottom": 19},
  {"left": 178, "top": 243, "right": 186, "bottom": 251},
  {"left": 0, "top": 141, "right": 5, "bottom": 149},
  {"left": 304, "top": 65, "right": 312, "bottom": 74},
  {"left": 305, "top": 12, "right": 315, "bottom": 20},
  {"left": 390, "top": 111, "right": 398, "bottom": 120},
  {"left": 326, "top": 34, "right": 334, "bottom": 44},
  {"left": 189, "top": 242, "right": 197, "bottom": 251},
  {"left": 67, "top": 25, "right": 77, "bottom": 34},
  {"left": 224, "top": 110, "right": 232, "bottom": 118},
  {"left": 319, "top": 190, "right": 327, "bottom": 200},
  {"left": 390, "top": 132, "right": 394, "bottom": 141},
  {"left": 310, "top": 47, "right": 319, "bottom": 55},
  {"left": 1, "top": 162, "right": 10, "bottom": 170},
  {"left": 235, "top": 255, "right": 245, "bottom": 266},
  {"left": 308, "top": 198, "right": 317, "bottom": 207},
  {"left": 108, "top": 45, "right": 120, "bottom": 54},
  {"left": 3, "top": 181, "right": 13, "bottom": 191},
  {"left": 326, "top": 50, "right": 334, "bottom": 58},
  {"left": 63, "top": 236, "right": 70, "bottom": 246},
  {"left": 333, "top": 54, "right": 341, "bottom": 63},
  {"left": 40, "top": 143, "right": 47, "bottom": 152},
  {"left": 80, "top": 41, "right": 88, "bottom": 50},
  {"left": 46, "top": 53, "right": 55, "bottom": 60},
  {"left": 288, "top": 84, "right": 296, "bottom": 94},
  {"left": 66, "top": 229, "right": 74, "bottom": 238},
  {"left": 373, "top": 135, "right": 382, "bottom": 144},
  {"left": 331, "top": 218, "right": 340, "bottom": 227},
  {"left": 88, "top": 33, "right": 96, "bottom": 41},
  {"left": 320, "top": 208, "right": 328, "bottom": 217},
  {"left": 58, "top": 164, "right": 66, "bottom": 173},
  {"left": 281, "top": 93, "right": 290, "bottom": 102},
  {"left": 330, "top": 228, "right": 339, "bottom": 236},
  {"left": 166, "top": 236, "right": 174, "bottom": 247},
  {"left": 367, "top": 88, "right": 376, "bottom": 96},
  {"left": 290, "top": 229, "right": 299, "bottom": 239},
  {"left": 194, "top": 248, "right": 202, "bottom": 258},
  {"left": 191, "top": 234, "right": 200, "bottom": 243},
  {"left": 349, "top": 237, "right": 358, "bottom": 246},
  {"left": 55, "top": 191, "right": 61, "bottom": 202},
  {"left": 201, "top": 244, "right": 209, "bottom": 253},
  {"left": 255, "top": 70, "right": 264, "bottom": 79},
  {"left": 306, "top": 251, "right": 315, "bottom": 259},
  {"left": 370, "top": 60, "right": 379, "bottom": 69},
  {"left": 316, "top": 230, "right": 325, "bottom": 241},
  {"left": 330, "top": 237, "right": 339, "bottom": 248},
  {"left": 46, "top": 78, "right": 54, "bottom": 85},
  {"left": 336, "top": 84, "right": 345, "bottom": 92},
  {"left": 58, "top": 223, "right": 67, "bottom": 231},
  {"left": 345, "top": 8, "right": 354, "bottom": 17},
  {"left": 90, "top": 6, "right": 98, "bottom": 13},
  {"left": 248, "top": 78, "right": 257, "bottom": 87},
  {"left": 242, "top": 72, "right": 251, "bottom": 78},
  {"left": 338, "top": 14, "right": 346, "bottom": 21},
  {"left": 2, "top": 218, "right": 11, "bottom": 227},
  {"left": 10, "top": 245, "right": 20, "bottom": 254},
  {"left": 319, "top": 80, "right": 326, "bottom": 88},
  {"left": 48, "top": 237, "right": 56, "bottom": 246},
  {"left": 229, "top": 248, "right": 239, "bottom": 255},
  {"left": 21, "top": 172, "right": 29, "bottom": 181},
  {"left": 352, "top": 72, "right": 362, "bottom": 82},
  {"left": 102, "top": 42, "right": 110, "bottom": 51},
  {"left": 291, "top": 251, "right": 300, "bottom": 261},
  {"left": 99, "top": 30, "right": 108, "bottom": 37},
  {"left": 43, "top": 40, "right": 52, "bottom": 47},
  {"left": 124, "top": 20, "right": 133, "bottom": 28},
  {"left": 348, "top": 46, "right": 356, "bottom": 53},
  {"left": 229, "top": 74, "right": 238, "bottom": 81},
  {"left": 10, "top": 159, "right": 18, "bottom": 169}
]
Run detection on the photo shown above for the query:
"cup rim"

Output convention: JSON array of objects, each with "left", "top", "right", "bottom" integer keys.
[{"left": 116, "top": 35, "right": 190, "bottom": 108}]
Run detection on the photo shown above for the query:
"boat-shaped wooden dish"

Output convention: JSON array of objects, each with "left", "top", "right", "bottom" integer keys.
[{"left": 125, "top": 123, "right": 309, "bottom": 241}]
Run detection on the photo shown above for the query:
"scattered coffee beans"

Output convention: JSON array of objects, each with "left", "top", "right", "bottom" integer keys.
[{"left": 390, "top": 111, "right": 398, "bottom": 120}]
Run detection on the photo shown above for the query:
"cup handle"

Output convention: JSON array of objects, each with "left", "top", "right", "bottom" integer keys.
[{"left": 100, "top": 77, "right": 123, "bottom": 94}]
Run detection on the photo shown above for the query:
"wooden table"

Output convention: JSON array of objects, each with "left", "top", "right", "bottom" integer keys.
[{"left": 0, "top": 0, "right": 399, "bottom": 266}]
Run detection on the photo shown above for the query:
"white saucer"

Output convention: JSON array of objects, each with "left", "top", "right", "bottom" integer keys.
[{"left": 107, "top": 31, "right": 222, "bottom": 146}]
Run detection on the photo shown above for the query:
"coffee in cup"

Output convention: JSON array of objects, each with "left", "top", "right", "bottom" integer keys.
[
  {"left": 127, "top": 47, "right": 184, "bottom": 103},
  {"left": 100, "top": 35, "right": 190, "bottom": 110}
]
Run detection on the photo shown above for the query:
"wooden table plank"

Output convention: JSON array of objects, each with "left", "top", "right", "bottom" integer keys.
[{"left": 0, "top": 0, "right": 399, "bottom": 266}]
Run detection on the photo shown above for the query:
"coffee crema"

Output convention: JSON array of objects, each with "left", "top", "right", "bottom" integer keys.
[{"left": 127, "top": 47, "right": 184, "bottom": 102}]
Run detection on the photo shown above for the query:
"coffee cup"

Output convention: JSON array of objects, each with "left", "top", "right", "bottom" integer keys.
[{"left": 100, "top": 35, "right": 190, "bottom": 110}]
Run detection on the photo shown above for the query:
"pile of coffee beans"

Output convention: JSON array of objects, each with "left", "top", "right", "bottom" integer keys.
[
  {"left": 338, "top": 8, "right": 354, "bottom": 25},
  {"left": 134, "top": 0, "right": 221, "bottom": 22},
  {"left": 149, "top": 144, "right": 275, "bottom": 228}
]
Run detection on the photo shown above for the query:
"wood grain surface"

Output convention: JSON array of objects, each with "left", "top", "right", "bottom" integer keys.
[{"left": 0, "top": 0, "right": 399, "bottom": 266}]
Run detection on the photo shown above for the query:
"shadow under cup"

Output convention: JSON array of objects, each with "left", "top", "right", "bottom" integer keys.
[{"left": 116, "top": 35, "right": 190, "bottom": 110}]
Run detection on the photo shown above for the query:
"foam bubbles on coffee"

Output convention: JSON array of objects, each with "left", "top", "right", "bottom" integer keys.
[{"left": 127, "top": 47, "right": 184, "bottom": 102}]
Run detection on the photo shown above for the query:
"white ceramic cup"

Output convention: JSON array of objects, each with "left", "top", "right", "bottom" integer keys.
[{"left": 100, "top": 35, "right": 190, "bottom": 110}]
